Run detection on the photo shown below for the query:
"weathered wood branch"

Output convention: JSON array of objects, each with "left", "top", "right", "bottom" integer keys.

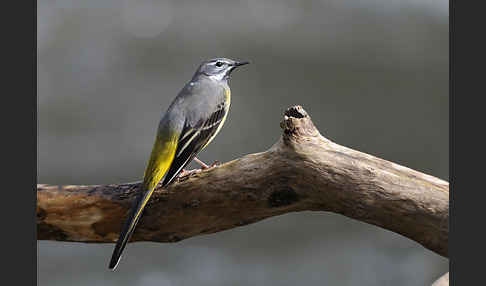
[{"left": 37, "top": 105, "right": 449, "bottom": 258}]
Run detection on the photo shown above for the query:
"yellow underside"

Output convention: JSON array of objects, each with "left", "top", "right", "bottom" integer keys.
[{"left": 135, "top": 132, "right": 179, "bottom": 222}]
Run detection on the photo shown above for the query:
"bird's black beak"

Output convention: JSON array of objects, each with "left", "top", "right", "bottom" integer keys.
[
  {"left": 226, "top": 61, "right": 249, "bottom": 79},
  {"left": 234, "top": 61, "right": 250, "bottom": 67}
]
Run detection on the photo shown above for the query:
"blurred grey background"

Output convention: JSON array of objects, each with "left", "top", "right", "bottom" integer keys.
[{"left": 37, "top": 0, "right": 448, "bottom": 285}]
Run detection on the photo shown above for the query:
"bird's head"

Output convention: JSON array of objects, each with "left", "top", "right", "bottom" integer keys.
[{"left": 195, "top": 58, "right": 249, "bottom": 81}]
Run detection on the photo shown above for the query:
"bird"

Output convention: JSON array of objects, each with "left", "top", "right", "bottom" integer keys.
[{"left": 108, "top": 57, "right": 249, "bottom": 270}]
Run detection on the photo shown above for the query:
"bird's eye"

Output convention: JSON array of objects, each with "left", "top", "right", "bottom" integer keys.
[{"left": 215, "top": 61, "right": 223, "bottom": 67}]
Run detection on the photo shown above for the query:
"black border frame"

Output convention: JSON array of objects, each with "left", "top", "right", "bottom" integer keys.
[
  {"left": 28, "top": 0, "right": 464, "bottom": 284},
  {"left": 5, "top": 0, "right": 36, "bottom": 285}
]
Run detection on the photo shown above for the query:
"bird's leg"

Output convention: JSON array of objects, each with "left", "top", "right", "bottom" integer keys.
[
  {"left": 194, "top": 157, "right": 221, "bottom": 169},
  {"left": 177, "top": 168, "right": 199, "bottom": 179},
  {"left": 193, "top": 157, "right": 210, "bottom": 169}
]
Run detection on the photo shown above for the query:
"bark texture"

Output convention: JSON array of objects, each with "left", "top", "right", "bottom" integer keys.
[{"left": 37, "top": 105, "right": 449, "bottom": 258}]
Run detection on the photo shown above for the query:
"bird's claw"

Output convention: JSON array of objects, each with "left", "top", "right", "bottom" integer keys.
[
  {"left": 177, "top": 168, "right": 201, "bottom": 181},
  {"left": 209, "top": 160, "right": 220, "bottom": 168},
  {"left": 178, "top": 169, "right": 188, "bottom": 177}
]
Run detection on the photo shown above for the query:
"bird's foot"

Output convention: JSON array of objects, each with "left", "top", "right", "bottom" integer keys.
[
  {"left": 208, "top": 160, "right": 221, "bottom": 168},
  {"left": 178, "top": 169, "right": 188, "bottom": 177},
  {"left": 177, "top": 168, "right": 201, "bottom": 181},
  {"left": 178, "top": 168, "right": 200, "bottom": 176}
]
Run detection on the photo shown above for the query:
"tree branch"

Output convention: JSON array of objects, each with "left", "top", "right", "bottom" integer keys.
[{"left": 37, "top": 105, "right": 449, "bottom": 258}]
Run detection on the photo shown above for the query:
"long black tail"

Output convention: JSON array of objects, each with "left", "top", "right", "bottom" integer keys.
[
  {"left": 109, "top": 133, "right": 202, "bottom": 270},
  {"left": 108, "top": 189, "right": 152, "bottom": 270}
]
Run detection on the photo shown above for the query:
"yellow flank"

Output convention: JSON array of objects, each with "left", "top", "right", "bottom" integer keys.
[
  {"left": 202, "top": 87, "right": 231, "bottom": 149},
  {"left": 224, "top": 86, "right": 231, "bottom": 104},
  {"left": 136, "top": 132, "right": 179, "bottom": 218}
]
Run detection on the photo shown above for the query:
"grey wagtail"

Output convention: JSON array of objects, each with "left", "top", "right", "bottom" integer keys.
[{"left": 108, "top": 58, "right": 249, "bottom": 270}]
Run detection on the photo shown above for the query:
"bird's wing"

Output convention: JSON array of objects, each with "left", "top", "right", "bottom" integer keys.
[
  {"left": 161, "top": 102, "right": 228, "bottom": 186},
  {"left": 109, "top": 130, "right": 179, "bottom": 270},
  {"left": 109, "top": 96, "right": 228, "bottom": 270}
]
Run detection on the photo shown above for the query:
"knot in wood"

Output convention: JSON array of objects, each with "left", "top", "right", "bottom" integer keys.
[
  {"left": 280, "top": 105, "right": 319, "bottom": 139},
  {"left": 268, "top": 188, "right": 300, "bottom": 208},
  {"left": 285, "top": 105, "right": 308, "bottom": 118}
]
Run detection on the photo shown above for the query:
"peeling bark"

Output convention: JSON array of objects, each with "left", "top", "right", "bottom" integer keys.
[{"left": 37, "top": 105, "right": 449, "bottom": 258}]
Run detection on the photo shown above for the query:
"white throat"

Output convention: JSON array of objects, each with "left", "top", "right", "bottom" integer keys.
[{"left": 208, "top": 72, "right": 227, "bottom": 82}]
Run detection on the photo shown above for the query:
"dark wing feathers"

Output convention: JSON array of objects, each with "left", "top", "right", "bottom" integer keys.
[{"left": 161, "top": 104, "right": 227, "bottom": 186}]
